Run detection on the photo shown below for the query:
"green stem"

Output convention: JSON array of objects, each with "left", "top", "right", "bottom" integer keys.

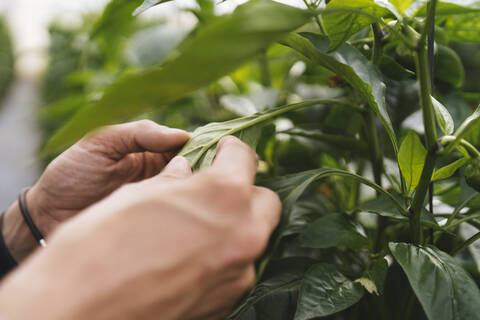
[
  {"left": 409, "top": 5, "right": 439, "bottom": 243},
  {"left": 258, "top": 52, "right": 271, "bottom": 87},
  {"left": 440, "top": 136, "right": 480, "bottom": 158}
]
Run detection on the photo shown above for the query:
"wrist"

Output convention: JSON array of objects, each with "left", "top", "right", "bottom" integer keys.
[{"left": 2, "top": 200, "right": 38, "bottom": 262}]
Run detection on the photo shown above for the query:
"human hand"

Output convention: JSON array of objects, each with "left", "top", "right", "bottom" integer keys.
[
  {"left": 28, "top": 120, "right": 189, "bottom": 236},
  {"left": 0, "top": 136, "right": 281, "bottom": 320}
]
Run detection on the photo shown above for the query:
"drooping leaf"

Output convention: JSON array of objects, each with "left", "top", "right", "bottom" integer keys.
[
  {"left": 389, "top": 242, "right": 480, "bottom": 320},
  {"left": 323, "top": 0, "right": 400, "bottom": 51},
  {"left": 44, "top": 0, "right": 313, "bottom": 152},
  {"left": 398, "top": 131, "right": 427, "bottom": 190},
  {"left": 432, "top": 96, "right": 454, "bottom": 135},
  {"left": 444, "top": 13, "right": 480, "bottom": 43},
  {"left": 178, "top": 100, "right": 336, "bottom": 169},
  {"left": 299, "top": 213, "right": 368, "bottom": 250},
  {"left": 133, "top": 0, "right": 173, "bottom": 16},
  {"left": 283, "top": 32, "right": 398, "bottom": 153},
  {"left": 357, "top": 258, "right": 388, "bottom": 295},
  {"left": 294, "top": 264, "right": 364, "bottom": 320},
  {"left": 432, "top": 157, "right": 470, "bottom": 181}
]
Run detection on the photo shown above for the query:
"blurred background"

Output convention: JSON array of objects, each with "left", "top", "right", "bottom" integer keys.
[{"left": 0, "top": 0, "right": 241, "bottom": 209}]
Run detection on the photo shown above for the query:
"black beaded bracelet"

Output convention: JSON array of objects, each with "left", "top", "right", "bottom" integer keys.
[{"left": 18, "top": 188, "right": 46, "bottom": 247}]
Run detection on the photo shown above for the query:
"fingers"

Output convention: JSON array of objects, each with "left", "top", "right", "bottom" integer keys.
[
  {"left": 155, "top": 156, "right": 192, "bottom": 180},
  {"left": 251, "top": 186, "right": 282, "bottom": 237},
  {"left": 209, "top": 136, "right": 258, "bottom": 185},
  {"left": 83, "top": 120, "right": 190, "bottom": 160}
]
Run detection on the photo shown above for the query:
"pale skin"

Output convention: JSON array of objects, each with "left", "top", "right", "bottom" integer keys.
[{"left": 0, "top": 120, "right": 281, "bottom": 320}]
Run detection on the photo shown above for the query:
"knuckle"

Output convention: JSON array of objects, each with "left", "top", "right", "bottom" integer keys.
[{"left": 235, "top": 267, "right": 256, "bottom": 293}]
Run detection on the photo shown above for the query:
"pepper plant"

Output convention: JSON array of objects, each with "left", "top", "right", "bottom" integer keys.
[{"left": 41, "top": 0, "right": 480, "bottom": 318}]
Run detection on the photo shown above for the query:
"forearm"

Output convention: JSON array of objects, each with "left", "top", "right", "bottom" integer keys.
[{"left": 2, "top": 200, "right": 38, "bottom": 263}]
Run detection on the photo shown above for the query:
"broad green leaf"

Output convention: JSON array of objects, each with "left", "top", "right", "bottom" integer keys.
[
  {"left": 227, "top": 258, "right": 315, "bottom": 320},
  {"left": 398, "top": 131, "right": 427, "bottom": 190},
  {"left": 283, "top": 32, "right": 398, "bottom": 153},
  {"left": 406, "top": 0, "right": 480, "bottom": 17},
  {"left": 434, "top": 45, "right": 465, "bottom": 88},
  {"left": 432, "top": 157, "right": 469, "bottom": 181},
  {"left": 133, "top": 0, "right": 173, "bottom": 16},
  {"left": 299, "top": 213, "right": 368, "bottom": 250},
  {"left": 323, "top": 0, "right": 400, "bottom": 51},
  {"left": 44, "top": 0, "right": 313, "bottom": 152},
  {"left": 294, "top": 264, "right": 364, "bottom": 320},
  {"left": 389, "top": 0, "right": 414, "bottom": 14},
  {"left": 178, "top": 100, "right": 335, "bottom": 169},
  {"left": 358, "top": 258, "right": 388, "bottom": 295},
  {"left": 432, "top": 96, "right": 454, "bottom": 135},
  {"left": 379, "top": 54, "right": 415, "bottom": 81},
  {"left": 389, "top": 242, "right": 480, "bottom": 320},
  {"left": 445, "top": 13, "right": 480, "bottom": 43}
]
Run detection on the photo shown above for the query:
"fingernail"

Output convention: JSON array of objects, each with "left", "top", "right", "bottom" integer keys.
[
  {"left": 217, "top": 136, "right": 238, "bottom": 150},
  {"left": 165, "top": 156, "right": 190, "bottom": 171},
  {"left": 166, "top": 128, "right": 190, "bottom": 136}
]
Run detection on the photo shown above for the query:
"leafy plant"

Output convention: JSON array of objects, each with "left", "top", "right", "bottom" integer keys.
[{"left": 39, "top": 0, "right": 480, "bottom": 318}]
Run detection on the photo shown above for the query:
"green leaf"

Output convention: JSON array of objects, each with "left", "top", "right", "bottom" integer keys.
[
  {"left": 294, "top": 264, "right": 364, "bottom": 320},
  {"left": 227, "top": 257, "right": 316, "bottom": 320},
  {"left": 91, "top": 0, "right": 142, "bottom": 39},
  {"left": 434, "top": 45, "right": 465, "bottom": 88},
  {"left": 133, "top": 0, "right": 173, "bottom": 16},
  {"left": 299, "top": 213, "right": 368, "bottom": 250},
  {"left": 389, "top": 0, "right": 414, "bottom": 14},
  {"left": 178, "top": 100, "right": 336, "bottom": 169},
  {"left": 389, "top": 242, "right": 480, "bottom": 320},
  {"left": 44, "top": 0, "right": 313, "bottom": 153},
  {"left": 444, "top": 13, "right": 480, "bottom": 43},
  {"left": 432, "top": 96, "right": 454, "bottom": 135},
  {"left": 283, "top": 32, "right": 398, "bottom": 153},
  {"left": 432, "top": 157, "right": 469, "bottom": 181},
  {"left": 323, "top": 0, "right": 400, "bottom": 51},
  {"left": 398, "top": 131, "right": 427, "bottom": 190},
  {"left": 358, "top": 258, "right": 388, "bottom": 295}
]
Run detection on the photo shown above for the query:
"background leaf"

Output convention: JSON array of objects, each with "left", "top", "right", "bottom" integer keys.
[
  {"left": 323, "top": 0, "right": 400, "bottom": 51},
  {"left": 390, "top": 242, "right": 480, "bottom": 320},
  {"left": 299, "top": 213, "right": 368, "bottom": 250},
  {"left": 398, "top": 131, "right": 427, "bottom": 190},
  {"left": 44, "top": 0, "right": 313, "bottom": 152},
  {"left": 283, "top": 32, "right": 398, "bottom": 153},
  {"left": 444, "top": 13, "right": 480, "bottom": 43},
  {"left": 294, "top": 264, "right": 364, "bottom": 320}
]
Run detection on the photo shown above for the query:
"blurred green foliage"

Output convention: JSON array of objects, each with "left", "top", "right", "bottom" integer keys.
[{"left": 0, "top": 16, "right": 14, "bottom": 103}]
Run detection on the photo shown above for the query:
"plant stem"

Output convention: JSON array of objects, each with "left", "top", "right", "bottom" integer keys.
[
  {"left": 452, "top": 232, "right": 480, "bottom": 256},
  {"left": 258, "top": 52, "right": 271, "bottom": 87},
  {"left": 440, "top": 135, "right": 480, "bottom": 158},
  {"left": 409, "top": 1, "right": 439, "bottom": 242}
]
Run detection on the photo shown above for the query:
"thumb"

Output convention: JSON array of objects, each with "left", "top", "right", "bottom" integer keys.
[{"left": 155, "top": 156, "right": 192, "bottom": 180}]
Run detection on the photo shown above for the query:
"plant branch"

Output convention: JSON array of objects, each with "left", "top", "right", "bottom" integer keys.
[
  {"left": 440, "top": 135, "right": 480, "bottom": 158},
  {"left": 409, "top": 1, "right": 439, "bottom": 243}
]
